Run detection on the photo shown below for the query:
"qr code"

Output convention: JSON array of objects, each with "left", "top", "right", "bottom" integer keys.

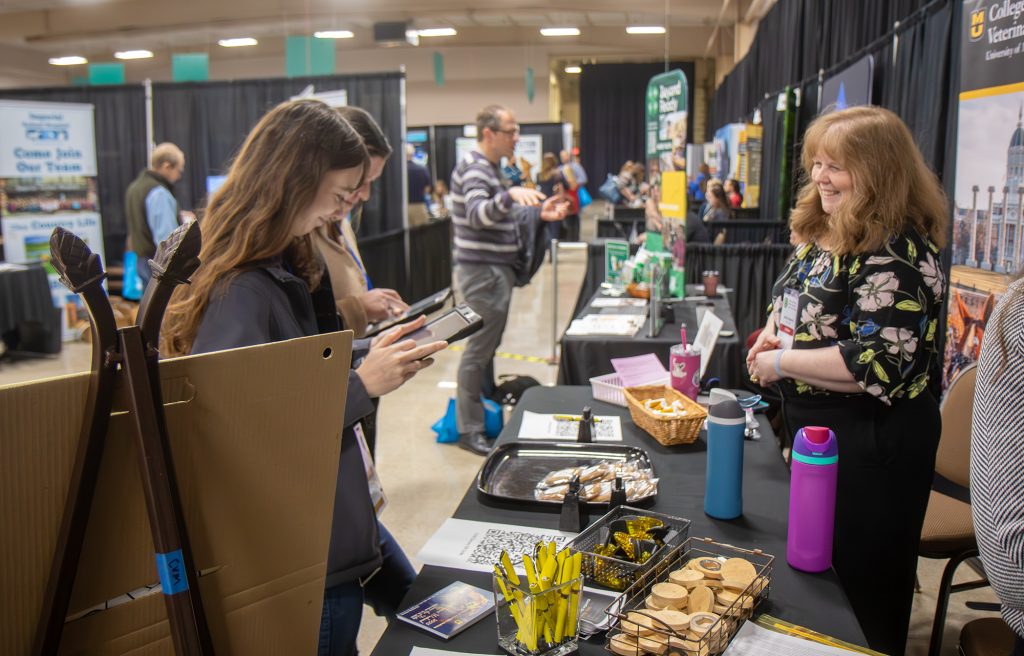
[{"left": 465, "top": 529, "right": 569, "bottom": 566}]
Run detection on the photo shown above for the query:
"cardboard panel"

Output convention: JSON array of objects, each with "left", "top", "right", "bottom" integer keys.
[{"left": 0, "top": 331, "right": 353, "bottom": 654}]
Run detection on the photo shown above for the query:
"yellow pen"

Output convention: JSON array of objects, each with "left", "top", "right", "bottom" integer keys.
[{"left": 500, "top": 550, "right": 521, "bottom": 587}]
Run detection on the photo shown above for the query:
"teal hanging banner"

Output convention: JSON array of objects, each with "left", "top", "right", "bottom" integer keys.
[
  {"left": 525, "top": 67, "right": 535, "bottom": 103},
  {"left": 88, "top": 63, "right": 125, "bottom": 85},
  {"left": 433, "top": 52, "right": 444, "bottom": 86},
  {"left": 287, "top": 36, "right": 336, "bottom": 77},
  {"left": 172, "top": 53, "right": 209, "bottom": 82}
]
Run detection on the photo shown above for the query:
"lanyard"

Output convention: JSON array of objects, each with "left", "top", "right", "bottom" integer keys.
[{"left": 340, "top": 219, "right": 373, "bottom": 290}]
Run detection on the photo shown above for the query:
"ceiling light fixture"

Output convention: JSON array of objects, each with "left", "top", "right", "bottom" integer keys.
[
  {"left": 626, "top": 26, "right": 666, "bottom": 35},
  {"left": 48, "top": 56, "right": 88, "bottom": 66},
  {"left": 314, "top": 30, "right": 354, "bottom": 39},
  {"left": 564, "top": 65, "right": 582, "bottom": 74},
  {"left": 218, "top": 37, "right": 258, "bottom": 48},
  {"left": 114, "top": 50, "right": 154, "bottom": 60},
  {"left": 540, "top": 27, "right": 580, "bottom": 37},
  {"left": 417, "top": 28, "right": 457, "bottom": 37}
]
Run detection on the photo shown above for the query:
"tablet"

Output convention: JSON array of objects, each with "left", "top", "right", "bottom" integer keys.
[
  {"left": 407, "top": 304, "right": 484, "bottom": 347},
  {"left": 365, "top": 287, "right": 452, "bottom": 336}
]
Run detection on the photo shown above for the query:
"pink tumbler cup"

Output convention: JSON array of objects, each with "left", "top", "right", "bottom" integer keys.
[{"left": 669, "top": 345, "right": 701, "bottom": 400}]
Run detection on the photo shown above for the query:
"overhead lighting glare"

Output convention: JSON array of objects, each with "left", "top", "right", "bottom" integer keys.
[
  {"left": 417, "top": 28, "right": 457, "bottom": 37},
  {"left": 114, "top": 50, "right": 154, "bottom": 60},
  {"left": 626, "top": 26, "right": 666, "bottom": 35},
  {"left": 540, "top": 27, "right": 580, "bottom": 37},
  {"left": 314, "top": 30, "right": 354, "bottom": 39},
  {"left": 564, "top": 66, "right": 582, "bottom": 74},
  {"left": 49, "top": 56, "right": 88, "bottom": 66},
  {"left": 218, "top": 37, "right": 258, "bottom": 48}
]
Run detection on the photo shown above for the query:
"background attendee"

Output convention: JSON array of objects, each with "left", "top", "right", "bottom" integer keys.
[
  {"left": 313, "top": 106, "right": 409, "bottom": 339},
  {"left": 745, "top": 105, "right": 948, "bottom": 654},
  {"left": 725, "top": 178, "right": 743, "bottom": 208},
  {"left": 451, "top": 104, "right": 567, "bottom": 456},
  {"left": 971, "top": 275, "right": 1024, "bottom": 654},
  {"left": 125, "top": 142, "right": 186, "bottom": 289},
  {"left": 537, "top": 152, "right": 564, "bottom": 247},
  {"left": 645, "top": 185, "right": 709, "bottom": 245},
  {"left": 432, "top": 178, "right": 452, "bottom": 218},
  {"left": 161, "top": 99, "right": 447, "bottom": 656},
  {"left": 405, "top": 144, "right": 431, "bottom": 227},
  {"left": 559, "top": 149, "right": 587, "bottom": 241}
]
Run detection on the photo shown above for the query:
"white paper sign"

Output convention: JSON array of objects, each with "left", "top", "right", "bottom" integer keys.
[
  {"left": 0, "top": 100, "right": 98, "bottom": 177},
  {"left": 416, "top": 518, "right": 574, "bottom": 574},
  {"left": 693, "top": 309, "right": 725, "bottom": 377}
]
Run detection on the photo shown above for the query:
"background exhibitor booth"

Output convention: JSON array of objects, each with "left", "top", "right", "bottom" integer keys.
[{"left": 0, "top": 99, "right": 105, "bottom": 341}]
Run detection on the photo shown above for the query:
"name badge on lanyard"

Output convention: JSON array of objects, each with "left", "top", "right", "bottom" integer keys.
[
  {"left": 353, "top": 422, "right": 387, "bottom": 516},
  {"left": 777, "top": 287, "right": 800, "bottom": 350}
]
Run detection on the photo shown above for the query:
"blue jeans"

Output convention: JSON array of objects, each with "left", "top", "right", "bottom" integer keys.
[{"left": 317, "top": 523, "right": 415, "bottom": 656}]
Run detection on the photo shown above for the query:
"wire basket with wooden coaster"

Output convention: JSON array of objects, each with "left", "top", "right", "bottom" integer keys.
[{"left": 623, "top": 385, "right": 707, "bottom": 446}]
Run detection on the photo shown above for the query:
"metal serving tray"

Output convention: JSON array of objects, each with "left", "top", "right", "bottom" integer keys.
[{"left": 476, "top": 441, "right": 656, "bottom": 506}]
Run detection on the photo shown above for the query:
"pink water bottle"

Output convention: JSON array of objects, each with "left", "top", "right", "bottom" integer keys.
[{"left": 787, "top": 426, "right": 839, "bottom": 573}]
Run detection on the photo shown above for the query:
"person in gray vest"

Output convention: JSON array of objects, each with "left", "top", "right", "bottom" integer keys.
[{"left": 125, "top": 142, "right": 186, "bottom": 289}]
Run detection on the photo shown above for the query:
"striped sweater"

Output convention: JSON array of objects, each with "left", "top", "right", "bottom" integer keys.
[
  {"left": 451, "top": 149, "right": 536, "bottom": 266},
  {"left": 971, "top": 277, "right": 1024, "bottom": 638}
]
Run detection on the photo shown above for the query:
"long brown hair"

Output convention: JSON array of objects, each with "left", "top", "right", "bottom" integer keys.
[
  {"left": 789, "top": 105, "right": 949, "bottom": 255},
  {"left": 162, "top": 99, "right": 368, "bottom": 356}
]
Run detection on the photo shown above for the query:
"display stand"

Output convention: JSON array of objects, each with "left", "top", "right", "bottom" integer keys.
[{"left": 33, "top": 222, "right": 213, "bottom": 654}]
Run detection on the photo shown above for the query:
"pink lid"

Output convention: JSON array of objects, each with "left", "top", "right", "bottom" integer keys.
[{"left": 804, "top": 426, "right": 830, "bottom": 445}]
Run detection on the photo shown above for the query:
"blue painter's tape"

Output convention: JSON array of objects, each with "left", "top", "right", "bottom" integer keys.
[{"left": 155, "top": 549, "right": 189, "bottom": 595}]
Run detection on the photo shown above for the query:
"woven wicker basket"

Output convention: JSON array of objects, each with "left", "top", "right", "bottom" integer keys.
[{"left": 623, "top": 385, "right": 707, "bottom": 446}]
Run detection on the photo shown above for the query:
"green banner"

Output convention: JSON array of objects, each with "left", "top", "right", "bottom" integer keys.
[
  {"left": 88, "top": 63, "right": 125, "bottom": 85},
  {"left": 526, "top": 67, "right": 535, "bottom": 103},
  {"left": 286, "top": 36, "right": 336, "bottom": 77},
  {"left": 433, "top": 52, "right": 445, "bottom": 86},
  {"left": 172, "top": 53, "right": 209, "bottom": 82},
  {"left": 644, "top": 69, "right": 688, "bottom": 181}
]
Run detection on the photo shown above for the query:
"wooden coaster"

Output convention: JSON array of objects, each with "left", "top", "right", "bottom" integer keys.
[
  {"left": 669, "top": 568, "right": 704, "bottom": 589},
  {"left": 651, "top": 582, "right": 688, "bottom": 609},
  {"left": 687, "top": 584, "right": 714, "bottom": 613},
  {"left": 609, "top": 632, "right": 641, "bottom": 656},
  {"left": 645, "top": 593, "right": 667, "bottom": 611},
  {"left": 670, "top": 635, "right": 709, "bottom": 656},
  {"left": 638, "top": 634, "right": 669, "bottom": 655},
  {"left": 652, "top": 609, "right": 691, "bottom": 632},
  {"left": 700, "top": 577, "right": 724, "bottom": 590},
  {"left": 691, "top": 557, "right": 725, "bottom": 579},
  {"left": 721, "top": 557, "right": 757, "bottom": 585},
  {"left": 621, "top": 611, "right": 657, "bottom": 636},
  {"left": 715, "top": 589, "right": 741, "bottom": 606},
  {"left": 720, "top": 578, "right": 748, "bottom": 592},
  {"left": 688, "top": 611, "right": 720, "bottom": 636}
]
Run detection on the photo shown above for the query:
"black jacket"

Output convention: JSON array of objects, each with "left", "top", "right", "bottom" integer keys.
[{"left": 192, "top": 260, "right": 381, "bottom": 584}]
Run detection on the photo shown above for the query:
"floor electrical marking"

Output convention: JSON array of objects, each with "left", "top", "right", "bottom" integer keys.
[{"left": 447, "top": 344, "right": 550, "bottom": 364}]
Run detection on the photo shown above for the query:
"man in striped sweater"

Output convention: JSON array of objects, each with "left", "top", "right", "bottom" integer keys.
[{"left": 452, "top": 104, "right": 568, "bottom": 455}]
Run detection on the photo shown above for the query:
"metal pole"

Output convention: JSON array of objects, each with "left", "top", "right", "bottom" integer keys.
[
  {"left": 550, "top": 239, "right": 559, "bottom": 364},
  {"left": 144, "top": 79, "right": 154, "bottom": 162}
]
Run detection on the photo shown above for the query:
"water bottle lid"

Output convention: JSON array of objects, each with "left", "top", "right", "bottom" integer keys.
[
  {"left": 709, "top": 399, "right": 744, "bottom": 421},
  {"left": 793, "top": 426, "right": 838, "bottom": 460},
  {"left": 804, "top": 426, "right": 830, "bottom": 445}
]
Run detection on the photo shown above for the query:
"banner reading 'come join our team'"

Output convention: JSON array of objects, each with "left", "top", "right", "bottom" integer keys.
[{"left": 0, "top": 99, "right": 105, "bottom": 340}]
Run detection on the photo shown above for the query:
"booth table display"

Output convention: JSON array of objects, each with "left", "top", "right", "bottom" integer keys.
[
  {"left": 0, "top": 263, "right": 61, "bottom": 356},
  {"left": 370, "top": 386, "right": 867, "bottom": 655},
  {"left": 558, "top": 288, "right": 745, "bottom": 391}
]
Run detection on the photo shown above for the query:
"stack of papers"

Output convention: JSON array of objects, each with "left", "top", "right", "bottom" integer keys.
[
  {"left": 610, "top": 353, "right": 669, "bottom": 388},
  {"left": 565, "top": 314, "right": 645, "bottom": 336}
]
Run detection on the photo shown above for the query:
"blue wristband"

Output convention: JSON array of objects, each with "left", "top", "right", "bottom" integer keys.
[{"left": 774, "top": 350, "right": 785, "bottom": 379}]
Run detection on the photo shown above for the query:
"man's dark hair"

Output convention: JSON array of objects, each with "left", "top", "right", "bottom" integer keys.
[{"left": 476, "top": 105, "right": 507, "bottom": 142}]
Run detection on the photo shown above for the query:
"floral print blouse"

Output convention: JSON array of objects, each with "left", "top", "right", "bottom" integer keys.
[{"left": 769, "top": 229, "right": 945, "bottom": 404}]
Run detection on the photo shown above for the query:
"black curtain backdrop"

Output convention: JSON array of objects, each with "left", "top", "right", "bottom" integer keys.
[
  {"left": 407, "top": 219, "right": 453, "bottom": 301},
  {"left": 152, "top": 72, "right": 404, "bottom": 237},
  {"left": 579, "top": 61, "right": 696, "bottom": 196},
  {"left": 0, "top": 85, "right": 147, "bottom": 262},
  {"left": 710, "top": 0, "right": 938, "bottom": 128},
  {"left": 430, "top": 122, "right": 567, "bottom": 187}
]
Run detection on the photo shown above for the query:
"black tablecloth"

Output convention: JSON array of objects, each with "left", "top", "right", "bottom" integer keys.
[
  {"left": 0, "top": 264, "right": 61, "bottom": 355},
  {"left": 370, "top": 386, "right": 866, "bottom": 655},
  {"left": 558, "top": 287, "right": 745, "bottom": 391}
]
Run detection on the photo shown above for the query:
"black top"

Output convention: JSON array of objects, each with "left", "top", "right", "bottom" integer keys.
[
  {"left": 769, "top": 229, "right": 944, "bottom": 404},
  {"left": 407, "top": 160, "right": 431, "bottom": 205}
]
